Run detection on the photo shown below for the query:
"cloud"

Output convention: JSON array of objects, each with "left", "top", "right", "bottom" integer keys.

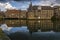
[
  {"left": 0, "top": 0, "right": 60, "bottom": 11},
  {"left": 14, "top": 0, "right": 40, "bottom": 1},
  {"left": 39, "top": 0, "right": 56, "bottom": 6},
  {"left": 32, "top": 0, "right": 60, "bottom": 6},
  {"left": 0, "top": 0, "right": 13, "bottom": 3},
  {"left": 0, "top": 0, "right": 60, "bottom": 3},
  {"left": 0, "top": 2, "right": 17, "bottom": 11},
  {"left": 0, "top": 0, "right": 40, "bottom": 2},
  {"left": 0, "top": 0, "right": 7, "bottom": 2},
  {"left": 5, "top": 2, "right": 16, "bottom": 9},
  {"left": 56, "top": 0, "right": 60, "bottom": 3}
]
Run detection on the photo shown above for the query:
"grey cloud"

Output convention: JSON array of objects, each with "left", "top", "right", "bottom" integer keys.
[
  {"left": 0, "top": 0, "right": 40, "bottom": 2},
  {"left": 14, "top": 0, "right": 40, "bottom": 1},
  {"left": 56, "top": 0, "right": 60, "bottom": 3},
  {"left": 0, "top": 0, "right": 60, "bottom": 4},
  {"left": 0, "top": 0, "right": 7, "bottom": 2},
  {"left": 0, "top": 0, "right": 14, "bottom": 2}
]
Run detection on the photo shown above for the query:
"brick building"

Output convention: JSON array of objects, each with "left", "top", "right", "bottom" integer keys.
[
  {"left": 40, "top": 6, "right": 54, "bottom": 19},
  {"left": 0, "top": 11, "right": 5, "bottom": 24},
  {"left": 19, "top": 10, "right": 27, "bottom": 19},
  {"left": 0, "top": 11, "right": 5, "bottom": 18},
  {"left": 5, "top": 9, "right": 21, "bottom": 18},
  {"left": 27, "top": 3, "right": 54, "bottom": 19},
  {"left": 54, "top": 6, "right": 60, "bottom": 19},
  {"left": 5, "top": 9, "right": 27, "bottom": 19}
]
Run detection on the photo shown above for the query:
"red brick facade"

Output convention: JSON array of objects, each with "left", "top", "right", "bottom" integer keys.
[{"left": 5, "top": 9, "right": 21, "bottom": 18}]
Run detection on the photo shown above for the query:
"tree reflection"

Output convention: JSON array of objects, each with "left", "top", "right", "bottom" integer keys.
[{"left": 53, "top": 20, "right": 60, "bottom": 32}]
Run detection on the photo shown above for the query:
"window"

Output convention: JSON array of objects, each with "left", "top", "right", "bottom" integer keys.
[
  {"left": 21, "top": 16, "right": 23, "bottom": 18},
  {"left": 38, "top": 10, "right": 41, "bottom": 12},
  {"left": 38, "top": 17, "right": 40, "bottom": 19},
  {"left": 10, "top": 20, "right": 11, "bottom": 22},
  {"left": 16, "top": 15, "right": 19, "bottom": 18},
  {"left": 12, "top": 14, "right": 14, "bottom": 15},
  {"left": 59, "top": 8, "right": 60, "bottom": 10},
  {"left": 38, "top": 20, "right": 40, "bottom": 23},
  {"left": 9, "top": 15, "right": 11, "bottom": 17},
  {"left": 31, "top": 15, "right": 33, "bottom": 16},
  {"left": 16, "top": 20, "right": 19, "bottom": 22},
  {"left": 12, "top": 22, "right": 14, "bottom": 24},
  {"left": 38, "top": 6, "right": 41, "bottom": 10}
]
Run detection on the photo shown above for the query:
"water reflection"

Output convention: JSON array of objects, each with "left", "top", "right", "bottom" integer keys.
[
  {"left": 53, "top": 20, "right": 60, "bottom": 32},
  {"left": 1, "top": 20, "right": 60, "bottom": 40},
  {"left": 5, "top": 20, "right": 27, "bottom": 27},
  {"left": 1, "top": 20, "right": 60, "bottom": 32},
  {"left": 27, "top": 20, "right": 53, "bottom": 32}
]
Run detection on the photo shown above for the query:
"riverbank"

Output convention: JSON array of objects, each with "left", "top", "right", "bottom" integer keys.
[{"left": 0, "top": 28, "right": 11, "bottom": 40}]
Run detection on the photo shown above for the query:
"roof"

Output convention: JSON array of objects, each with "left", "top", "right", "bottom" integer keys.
[
  {"left": 41, "top": 6, "right": 54, "bottom": 10},
  {"left": 32, "top": 5, "right": 38, "bottom": 10}
]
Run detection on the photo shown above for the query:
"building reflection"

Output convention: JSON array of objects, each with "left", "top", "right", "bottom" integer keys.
[
  {"left": 5, "top": 20, "right": 20, "bottom": 27},
  {"left": 27, "top": 20, "right": 53, "bottom": 32},
  {"left": 5, "top": 20, "right": 27, "bottom": 27},
  {"left": 0, "top": 20, "right": 60, "bottom": 32},
  {"left": 27, "top": 20, "right": 39, "bottom": 33},
  {"left": 20, "top": 20, "right": 27, "bottom": 26},
  {"left": 0, "top": 20, "right": 4, "bottom": 25}
]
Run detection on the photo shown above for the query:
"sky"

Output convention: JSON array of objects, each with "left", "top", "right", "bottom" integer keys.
[{"left": 0, "top": 0, "right": 60, "bottom": 11}]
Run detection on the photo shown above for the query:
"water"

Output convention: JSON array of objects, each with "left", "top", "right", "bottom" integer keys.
[{"left": 0, "top": 20, "right": 60, "bottom": 40}]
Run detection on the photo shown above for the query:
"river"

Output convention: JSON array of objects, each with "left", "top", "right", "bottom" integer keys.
[{"left": 0, "top": 20, "right": 60, "bottom": 40}]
